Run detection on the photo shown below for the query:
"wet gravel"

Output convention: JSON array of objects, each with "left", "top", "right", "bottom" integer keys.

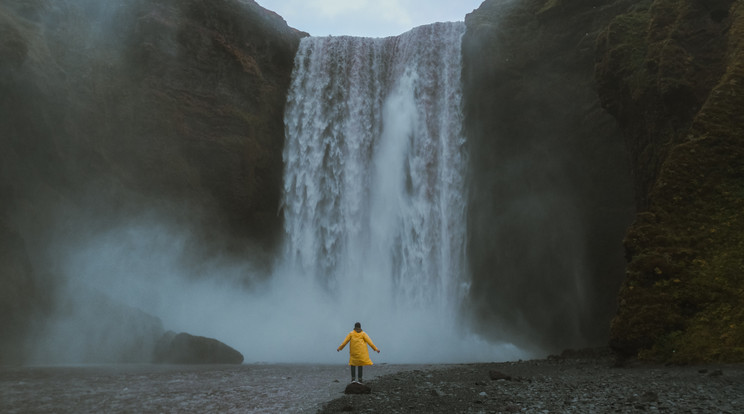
[
  {"left": 318, "top": 354, "right": 744, "bottom": 413},
  {"left": 0, "top": 363, "right": 414, "bottom": 413},
  {"left": 3, "top": 355, "right": 742, "bottom": 413}
]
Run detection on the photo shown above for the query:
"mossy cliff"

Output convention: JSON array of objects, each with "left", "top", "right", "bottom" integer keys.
[
  {"left": 0, "top": 0, "right": 302, "bottom": 364},
  {"left": 596, "top": 0, "right": 744, "bottom": 362},
  {"left": 464, "top": 0, "right": 744, "bottom": 362}
]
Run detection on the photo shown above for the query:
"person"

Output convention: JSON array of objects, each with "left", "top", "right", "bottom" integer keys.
[{"left": 337, "top": 322, "right": 380, "bottom": 384}]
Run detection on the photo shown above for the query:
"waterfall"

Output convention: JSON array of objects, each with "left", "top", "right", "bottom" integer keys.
[
  {"left": 283, "top": 22, "right": 467, "bottom": 308},
  {"left": 28, "top": 22, "right": 527, "bottom": 365},
  {"left": 277, "top": 23, "right": 524, "bottom": 362}
]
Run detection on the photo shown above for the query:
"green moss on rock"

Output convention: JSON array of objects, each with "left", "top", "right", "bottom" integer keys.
[{"left": 600, "top": 0, "right": 744, "bottom": 362}]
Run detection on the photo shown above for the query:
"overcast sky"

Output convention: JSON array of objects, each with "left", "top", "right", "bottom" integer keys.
[{"left": 255, "top": 0, "right": 485, "bottom": 38}]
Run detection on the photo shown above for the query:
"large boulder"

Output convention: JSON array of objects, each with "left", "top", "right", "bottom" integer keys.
[
  {"left": 153, "top": 331, "right": 244, "bottom": 364},
  {"left": 344, "top": 382, "right": 372, "bottom": 395}
]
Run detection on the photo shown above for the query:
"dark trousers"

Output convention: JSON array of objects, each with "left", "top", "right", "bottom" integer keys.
[{"left": 350, "top": 365, "right": 363, "bottom": 381}]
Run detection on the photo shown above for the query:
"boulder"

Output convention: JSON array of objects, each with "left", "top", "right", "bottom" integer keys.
[
  {"left": 488, "top": 370, "right": 512, "bottom": 381},
  {"left": 344, "top": 382, "right": 371, "bottom": 395},
  {"left": 153, "top": 331, "right": 244, "bottom": 364}
]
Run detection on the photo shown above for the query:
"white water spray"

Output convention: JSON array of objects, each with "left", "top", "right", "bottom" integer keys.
[{"left": 276, "top": 22, "right": 525, "bottom": 362}]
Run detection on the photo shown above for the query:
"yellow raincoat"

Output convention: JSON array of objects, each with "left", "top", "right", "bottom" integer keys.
[{"left": 337, "top": 330, "right": 378, "bottom": 366}]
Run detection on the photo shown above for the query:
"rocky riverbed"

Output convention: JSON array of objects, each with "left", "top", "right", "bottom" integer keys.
[
  {"left": 318, "top": 351, "right": 744, "bottom": 413},
  {"left": 0, "top": 362, "right": 420, "bottom": 413},
  {"left": 2, "top": 352, "right": 742, "bottom": 413}
]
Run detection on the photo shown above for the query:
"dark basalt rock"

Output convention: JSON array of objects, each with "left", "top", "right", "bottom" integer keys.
[
  {"left": 153, "top": 331, "right": 244, "bottom": 364},
  {"left": 597, "top": 0, "right": 744, "bottom": 363},
  {"left": 488, "top": 370, "right": 512, "bottom": 381},
  {"left": 0, "top": 0, "right": 302, "bottom": 364},
  {"left": 344, "top": 382, "right": 371, "bottom": 394},
  {"left": 462, "top": 0, "right": 636, "bottom": 354}
]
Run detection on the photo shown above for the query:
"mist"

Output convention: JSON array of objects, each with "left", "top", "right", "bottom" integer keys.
[{"left": 26, "top": 209, "right": 526, "bottom": 364}]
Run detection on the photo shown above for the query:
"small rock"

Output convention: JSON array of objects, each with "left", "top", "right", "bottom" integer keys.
[
  {"left": 344, "top": 382, "right": 371, "bottom": 395},
  {"left": 489, "top": 370, "right": 512, "bottom": 381},
  {"left": 641, "top": 391, "right": 658, "bottom": 402}
]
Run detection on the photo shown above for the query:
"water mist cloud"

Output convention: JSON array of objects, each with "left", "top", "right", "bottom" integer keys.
[{"left": 31, "top": 211, "right": 526, "bottom": 364}]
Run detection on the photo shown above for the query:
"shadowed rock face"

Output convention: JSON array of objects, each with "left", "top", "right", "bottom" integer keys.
[
  {"left": 0, "top": 0, "right": 302, "bottom": 364},
  {"left": 596, "top": 0, "right": 744, "bottom": 362},
  {"left": 465, "top": 0, "right": 744, "bottom": 363},
  {"left": 462, "top": 0, "right": 635, "bottom": 354},
  {"left": 1, "top": 0, "right": 302, "bottom": 243}
]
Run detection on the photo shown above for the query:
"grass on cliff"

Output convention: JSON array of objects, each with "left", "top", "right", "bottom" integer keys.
[{"left": 609, "top": 0, "right": 744, "bottom": 363}]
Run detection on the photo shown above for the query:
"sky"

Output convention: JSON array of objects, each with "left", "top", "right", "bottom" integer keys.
[{"left": 255, "top": 0, "right": 485, "bottom": 38}]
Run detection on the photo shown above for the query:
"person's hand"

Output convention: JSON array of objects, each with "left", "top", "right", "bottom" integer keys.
[
  {"left": 337, "top": 348, "right": 340, "bottom": 352},
  {"left": 376, "top": 349, "right": 380, "bottom": 353}
]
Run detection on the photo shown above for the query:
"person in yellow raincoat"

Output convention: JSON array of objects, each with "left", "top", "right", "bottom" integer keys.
[{"left": 337, "top": 322, "right": 380, "bottom": 384}]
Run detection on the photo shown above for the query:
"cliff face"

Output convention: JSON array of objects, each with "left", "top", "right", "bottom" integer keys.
[
  {"left": 464, "top": 0, "right": 744, "bottom": 362},
  {"left": 462, "top": 0, "right": 636, "bottom": 353},
  {"left": 596, "top": 0, "right": 744, "bottom": 362},
  {"left": 1, "top": 0, "right": 301, "bottom": 243},
  {"left": 0, "top": 0, "right": 302, "bottom": 364}
]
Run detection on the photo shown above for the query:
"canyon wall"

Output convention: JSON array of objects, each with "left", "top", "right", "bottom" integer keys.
[
  {"left": 595, "top": 0, "right": 744, "bottom": 362},
  {"left": 462, "top": 0, "right": 636, "bottom": 354},
  {"left": 0, "top": 0, "right": 303, "bottom": 364},
  {"left": 464, "top": 0, "right": 744, "bottom": 362}
]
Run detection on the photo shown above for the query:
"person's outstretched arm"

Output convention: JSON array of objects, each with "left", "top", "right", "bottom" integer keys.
[
  {"left": 337, "top": 332, "right": 352, "bottom": 352},
  {"left": 363, "top": 333, "right": 380, "bottom": 353}
]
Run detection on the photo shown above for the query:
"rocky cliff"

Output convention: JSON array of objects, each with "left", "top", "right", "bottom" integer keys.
[
  {"left": 462, "top": 0, "right": 636, "bottom": 354},
  {"left": 0, "top": 0, "right": 303, "bottom": 364},
  {"left": 596, "top": 0, "right": 744, "bottom": 362},
  {"left": 464, "top": 0, "right": 744, "bottom": 362}
]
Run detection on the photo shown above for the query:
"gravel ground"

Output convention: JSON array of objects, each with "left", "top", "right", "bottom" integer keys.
[
  {"left": 318, "top": 351, "right": 744, "bottom": 413},
  {"left": 0, "top": 363, "right": 419, "bottom": 413}
]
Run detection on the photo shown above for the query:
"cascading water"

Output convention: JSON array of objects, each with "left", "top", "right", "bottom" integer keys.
[
  {"left": 277, "top": 22, "right": 525, "bottom": 362},
  {"left": 283, "top": 22, "right": 467, "bottom": 310}
]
